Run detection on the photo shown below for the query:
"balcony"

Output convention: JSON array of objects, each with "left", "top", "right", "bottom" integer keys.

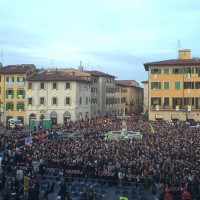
[{"left": 150, "top": 105, "right": 199, "bottom": 111}]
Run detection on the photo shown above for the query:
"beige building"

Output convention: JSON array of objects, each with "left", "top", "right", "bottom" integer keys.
[
  {"left": 26, "top": 70, "right": 91, "bottom": 124},
  {"left": 141, "top": 80, "right": 148, "bottom": 114},
  {"left": 115, "top": 80, "right": 143, "bottom": 114}
]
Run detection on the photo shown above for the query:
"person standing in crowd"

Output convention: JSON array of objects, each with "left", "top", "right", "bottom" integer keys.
[
  {"left": 86, "top": 185, "right": 95, "bottom": 200},
  {"left": 43, "top": 178, "right": 54, "bottom": 200},
  {"left": 59, "top": 178, "right": 66, "bottom": 200}
]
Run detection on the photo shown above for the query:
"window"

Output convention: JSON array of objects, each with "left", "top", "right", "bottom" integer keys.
[
  {"left": 184, "top": 82, "right": 194, "bottom": 89},
  {"left": 164, "top": 82, "right": 169, "bottom": 90},
  {"left": 28, "top": 98, "right": 33, "bottom": 105},
  {"left": 84, "top": 84, "right": 88, "bottom": 91},
  {"left": 66, "top": 83, "right": 70, "bottom": 90},
  {"left": 195, "top": 82, "right": 200, "bottom": 89},
  {"left": 164, "top": 68, "right": 169, "bottom": 74},
  {"left": 196, "top": 67, "right": 200, "bottom": 77},
  {"left": 151, "top": 82, "right": 161, "bottom": 90},
  {"left": 151, "top": 97, "right": 161, "bottom": 106},
  {"left": 0, "top": 87, "right": 1, "bottom": 94},
  {"left": 79, "top": 83, "right": 82, "bottom": 91},
  {"left": 172, "top": 98, "right": 183, "bottom": 108},
  {"left": 53, "top": 83, "right": 57, "bottom": 90},
  {"left": 86, "top": 97, "right": 88, "bottom": 105},
  {"left": 40, "top": 83, "right": 45, "bottom": 89},
  {"left": 6, "top": 77, "right": 14, "bottom": 82},
  {"left": 164, "top": 97, "right": 169, "bottom": 106},
  {"left": 172, "top": 68, "right": 183, "bottom": 74},
  {"left": 17, "top": 77, "right": 25, "bottom": 82},
  {"left": 28, "top": 83, "right": 33, "bottom": 90},
  {"left": 174, "top": 82, "right": 180, "bottom": 90},
  {"left": 17, "top": 103, "right": 25, "bottom": 111},
  {"left": 6, "top": 102, "right": 14, "bottom": 110},
  {"left": 40, "top": 97, "right": 45, "bottom": 105},
  {"left": 6, "top": 90, "right": 14, "bottom": 98},
  {"left": 151, "top": 69, "right": 161, "bottom": 74},
  {"left": 17, "top": 90, "right": 25, "bottom": 98},
  {"left": 93, "top": 78, "right": 97, "bottom": 83},
  {"left": 79, "top": 97, "right": 82, "bottom": 105},
  {"left": 52, "top": 97, "right": 57, "bottom": 105},
  {"left": 65, "top": 97, "right": 70, "bottom": 105}
]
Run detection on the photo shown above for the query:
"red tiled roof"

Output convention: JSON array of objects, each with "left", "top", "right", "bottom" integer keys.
[
  {"left": 86, "top": 70, "right": 115, "bottom": 77},
  {"left": 0, "top": 65, "right": 35, "bottom": 74},
  {"left": 27, "top": 71, "right": 91, "bottom": 82},
  {"left": 115, "top": 80, "right": 140, "bottom": 87},
  {"left": 144, "top": 59, "right": 200, "bottom": 71}
]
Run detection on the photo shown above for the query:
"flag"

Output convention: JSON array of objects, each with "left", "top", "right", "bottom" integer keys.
[{"left": 150, "top": 123, "right": 156, "bottom": 134}]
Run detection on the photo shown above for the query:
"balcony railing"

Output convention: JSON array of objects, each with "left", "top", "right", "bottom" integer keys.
[{"left": 150, "top": 105, "right": 200, "bottom": 110}]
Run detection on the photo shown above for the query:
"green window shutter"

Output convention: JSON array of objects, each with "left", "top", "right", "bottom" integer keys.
[
  {"left": 151, "top": 69, "right": 154, "bottom": 74},
  {"left": 172, "top": 69, "right": 175, "bottom": 74},
  {"left": 6, "top": 103, "right": 8, "bottom": 110},
  {"left": 196, "top": 67, "right": 198, "bottom": 74},
  {"left": 158, "top": 82, "right": 161, "bottom": 89},
  {"left": 17, "top": 90, "right": 19, "bottom": 97},
  {"left": 23, "top": 77, "right": 25, "bottom": 82},
  {"left": 180, "top": 68, "right": 183, "bottom": 74},
  {"left": 164, "top": 68, "right": 169, "bottom": 74},
  {"left": 192, "top": 98, "right": 194, "bottom": 105},
  {"left": 164, "top": 97, "right": 169, "bottom": 106},
  {"left": 17, "top": 104, "right": 19, "bottom": 110},
  {"left": 0, "top": 87, "right": 1, "bottom": 94},
  {"left": 22, "top": 104, "right": 24, "bottom": 110},
  {"left": 151, "top": 82, "right": 154, "bottom": 89},
  {"left": 164, "top": 82, "right": 169, "bottom": 89},
  {"left": 6, "top": 77, "right": 9, "bottom": 82},
  {"left": 0, "top": 76, "right": 1, "bottom": 82},
  {"left": 17, "top": 77, "right": 19, "bottom": 82},
  {"left": 158, "top": 69, "right": 161, "bottom": 74},
  {"left": 192, "top": 68, "right": 194, "bottom": 74},
  {"left": 23, "top": 90, "right": 25, "bottom": 98},
  {"left": 184, "top": 68, "right": 187, "bottom": 74},
  {"left": 12, "top": 90, "right": 14, "bottom": 98},
  {"left": 192, "top": 82, "right": 194, "bottom": 89},
  {"left": 184, "top": 98, "right": 187, "bottom": 106},
  {"left": 12, "top": 77, "right": 14, "bottom": 82},
  {"left": 6, "top": 90, "right": 8, "bottom": 98}
]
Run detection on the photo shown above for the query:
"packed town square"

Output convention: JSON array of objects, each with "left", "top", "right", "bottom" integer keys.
[{"left": 0, "top": 114, "right": 200, "bottom": 200}]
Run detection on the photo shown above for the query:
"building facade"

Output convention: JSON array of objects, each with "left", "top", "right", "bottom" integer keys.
[
  {"left": 141, "top": 80, "right": 148, "bottom": 114},
  {"left": 26, "top": 70, "right": 91, "bottom": 125},
  {"left": 115, "top": 80, "right": 143, "bottom": 115},
  {"left": 0, "top": 65, "right": 36, "bottom": 126},
  {"left": 144, "top": 49, "right": 200, "bottom": 121}
]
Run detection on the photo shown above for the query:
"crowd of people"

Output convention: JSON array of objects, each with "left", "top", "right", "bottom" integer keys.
[{"left": 0, "top": 114, "right": 200, "bottom": 200}]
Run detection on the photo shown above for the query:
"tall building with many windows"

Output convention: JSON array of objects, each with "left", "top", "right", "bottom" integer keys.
[
  {"left": 0, "top": 64, "right": 36, "bottom": 126},
  {"left": 144, "top": 49, "right": 200, "bottom": 121},
  {"left": 26, "top": 70, "right": 91, "bottom": 125}
]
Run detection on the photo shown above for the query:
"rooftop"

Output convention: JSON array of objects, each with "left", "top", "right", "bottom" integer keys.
[
  {"left": 86, "top": 70, "right": 115, "bottom": 77},
  {"left": 144, "top": 58, "right": 200, "bottom": 71},
  {"left": 0, "top": 64, "right": 35, "bottom": 74}
]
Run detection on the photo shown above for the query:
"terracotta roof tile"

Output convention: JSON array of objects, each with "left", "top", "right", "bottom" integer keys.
[
  {"left": 115, "top": 80, "right": 140, "bottom": 88},
  {"left": 0, "top": 64, "right": 35, "bottom": 74},
  {"left": 86, "top": 70, "right": 115, "bottom": 77},
  {"left": 27, "top": 71, "right": 91, "bottom": 82},
  {"left": 144, "top": 59, "right": 200, "bottom": 71}
]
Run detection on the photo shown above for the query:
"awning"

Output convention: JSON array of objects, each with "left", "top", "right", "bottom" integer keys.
[
  {"left": 171, "top": 114, "right": 179, "bottom": 120},
  {"left": 155, "top": 114, "right": 163, "bottom": 119}
]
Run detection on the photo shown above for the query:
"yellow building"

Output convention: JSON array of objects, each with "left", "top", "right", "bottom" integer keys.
[
  {"left": 0, "top": 64, "right": 36, "bottom": 126},
  {"left": 144, "top": 49, "right": 200, "bottom": 121},
  {"left": 115, "top": 80, "right": 143, "bottom": 115}
]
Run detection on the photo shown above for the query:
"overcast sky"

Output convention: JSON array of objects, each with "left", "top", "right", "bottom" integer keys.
[{"left": 0, "top": 0, "right": 200, "bottom": 84}]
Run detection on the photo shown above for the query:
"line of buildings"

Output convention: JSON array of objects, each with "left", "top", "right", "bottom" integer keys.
[
  {"left": 143, "top": 49, "right": 200, "bottom": 122},
  {"left": 0, "top": 64, "right": 143, "bottom": 126}
]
